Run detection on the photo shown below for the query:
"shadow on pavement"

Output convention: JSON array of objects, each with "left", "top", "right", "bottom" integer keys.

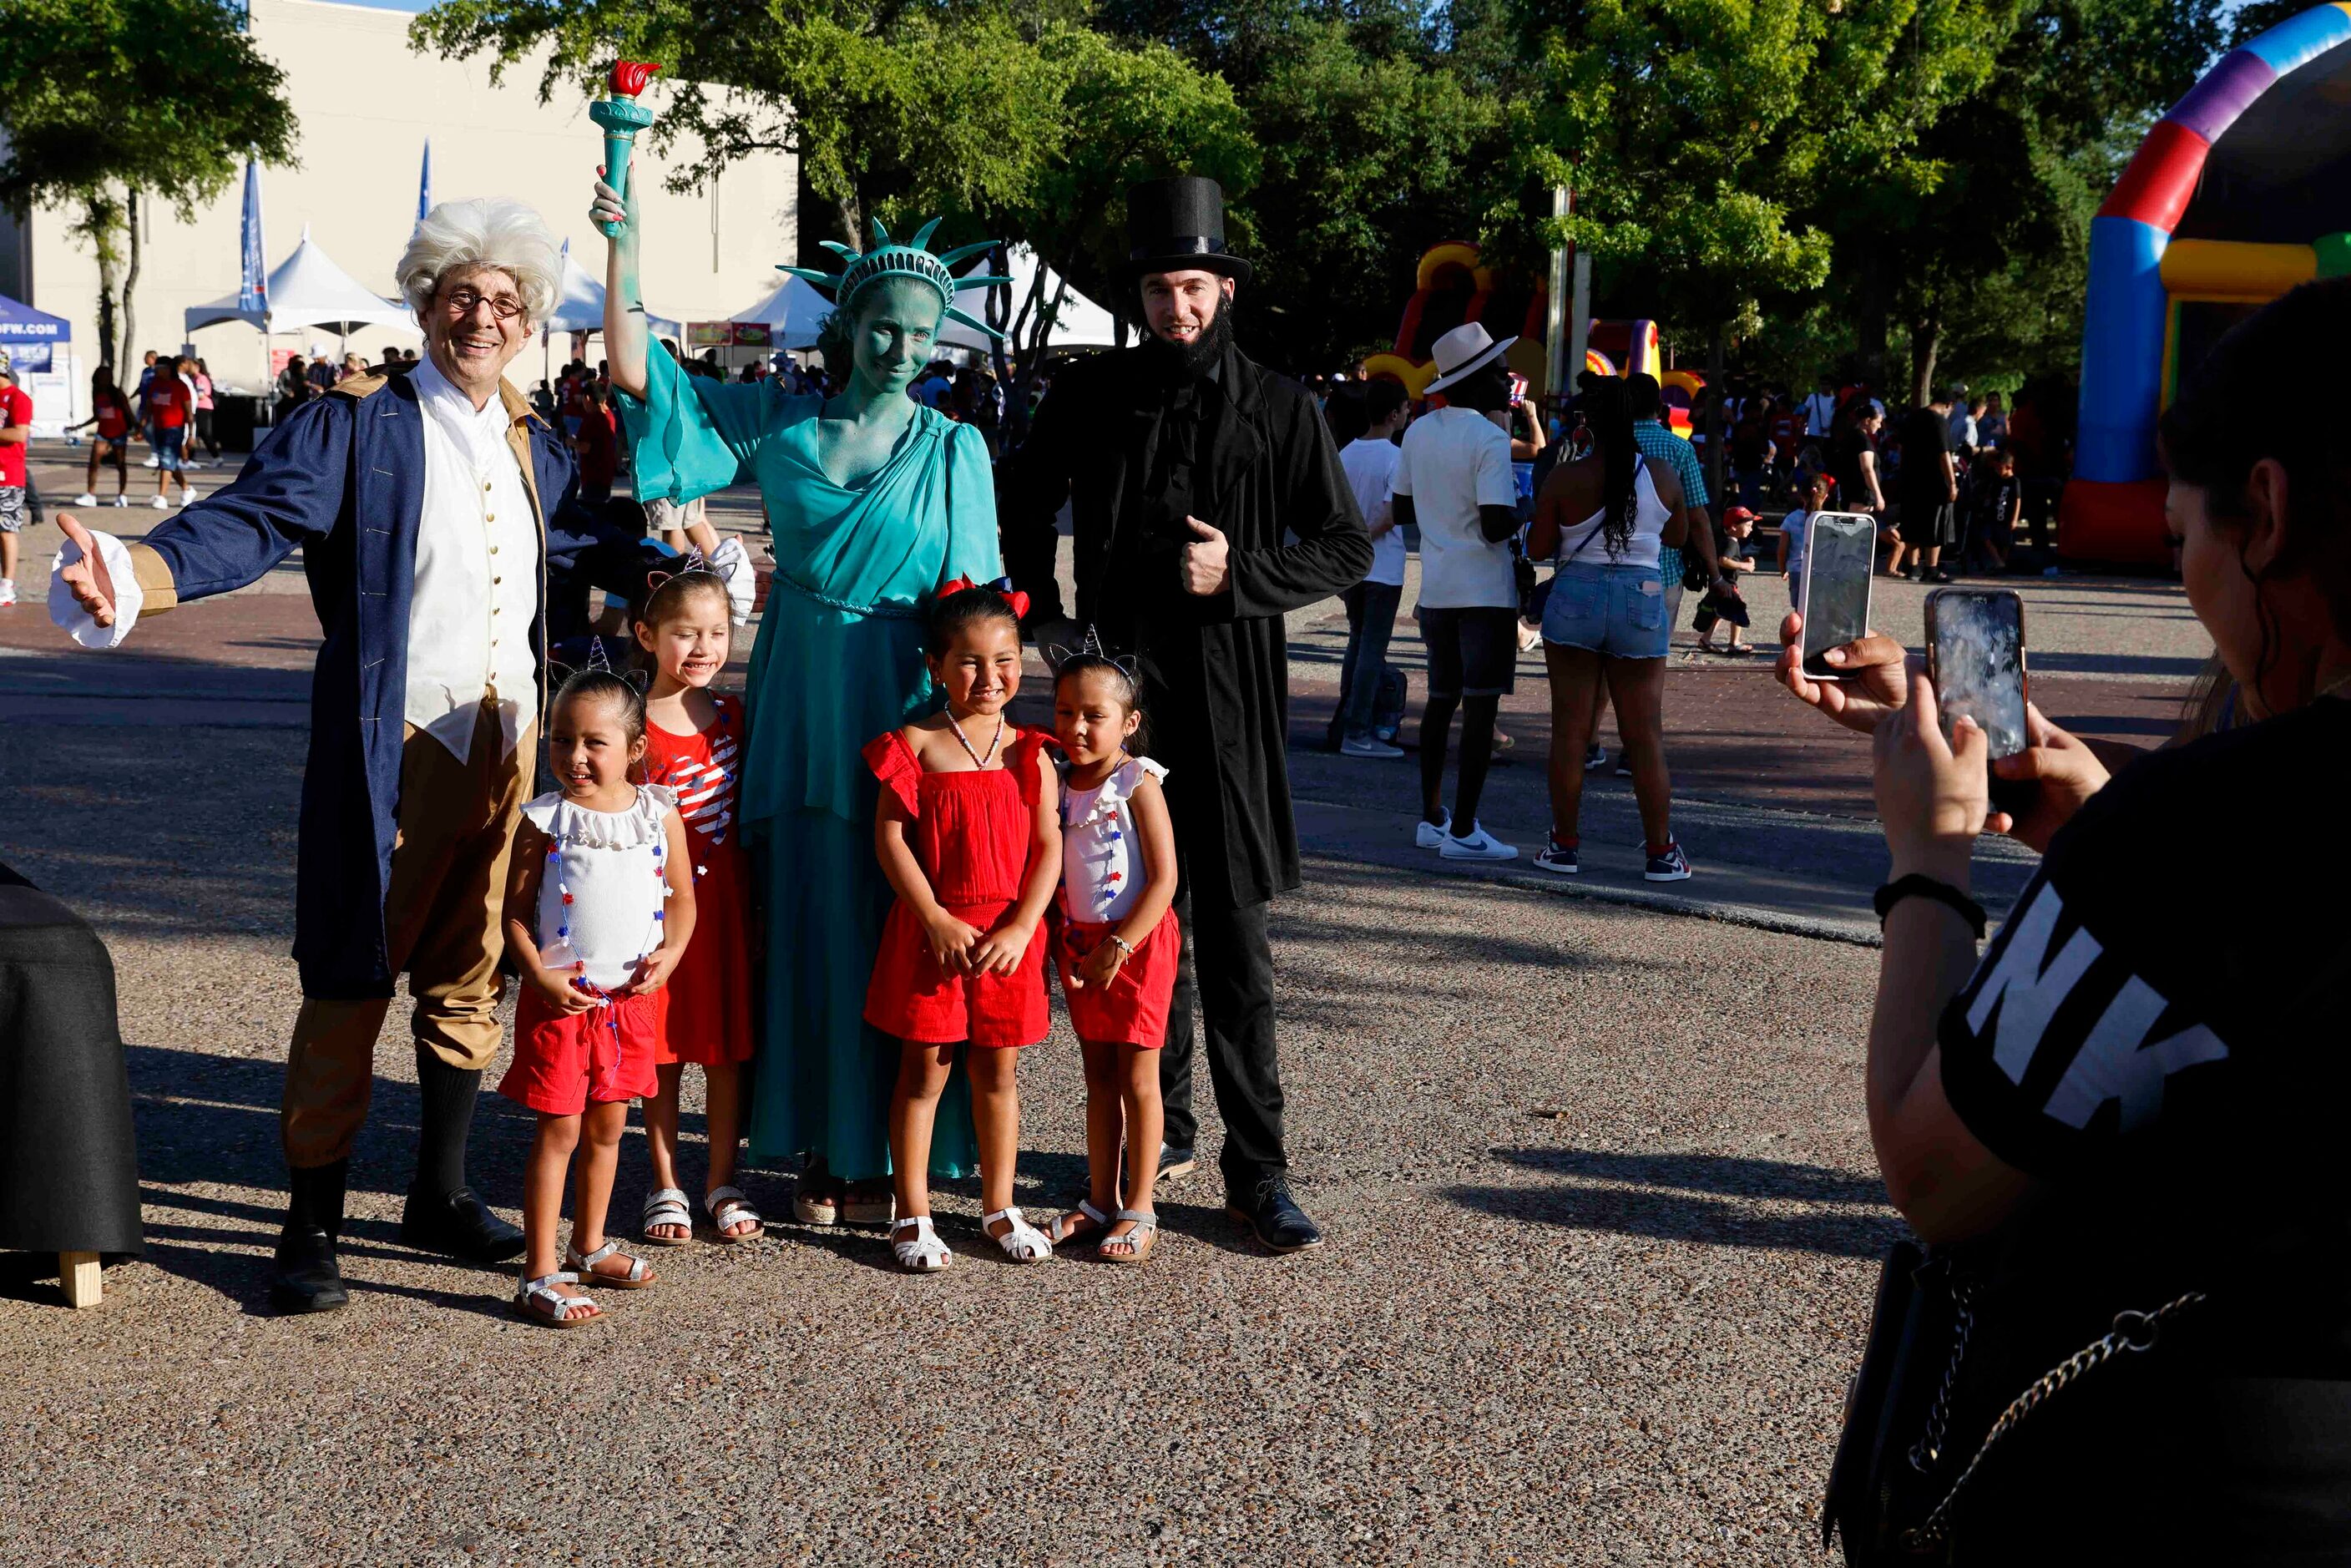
[{"left": 1437, "top": 1146, "right": 1901, "bottom": 1258}]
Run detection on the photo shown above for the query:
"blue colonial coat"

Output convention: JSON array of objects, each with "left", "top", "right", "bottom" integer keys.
[{"left": 128, "top": 370, "right": 662, "bottom": 999}]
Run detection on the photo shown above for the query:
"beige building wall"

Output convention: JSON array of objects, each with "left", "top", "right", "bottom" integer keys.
[{"left": 23, "top": 0, "right": 796, "bottom": 422}]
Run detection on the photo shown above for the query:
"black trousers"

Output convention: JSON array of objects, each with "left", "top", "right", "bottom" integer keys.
[{"left": 1159, "top": 890, "right": 1287, "bottom": 1192}]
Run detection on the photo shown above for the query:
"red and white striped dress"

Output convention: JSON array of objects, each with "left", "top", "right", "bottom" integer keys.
[{"left": 641, "top": 694, "right": 753, "bottom": 1066}]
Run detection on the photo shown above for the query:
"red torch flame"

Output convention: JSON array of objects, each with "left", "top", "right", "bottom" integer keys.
[{"left": 610, "top": 60, "right": 661, "bottom": 98}]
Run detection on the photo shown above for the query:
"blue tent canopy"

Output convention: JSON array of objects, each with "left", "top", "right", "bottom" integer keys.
[{"left": 0, "top": 293, "right": 69, "bottom": 372}]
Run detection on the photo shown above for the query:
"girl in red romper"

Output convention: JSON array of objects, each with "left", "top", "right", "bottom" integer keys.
[
  {"left": 633, "top": 569, "right": 761, "bottom": 1247},
  {"left": 865, "top": 583, "right": 1062, "bottom": 1273},
  {"left": 1044, "top": 651, "right": 1181, "bottom": 1265}
]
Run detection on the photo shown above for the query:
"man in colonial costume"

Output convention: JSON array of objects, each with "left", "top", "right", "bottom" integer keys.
[
  {"left": 1002, "top": 176, "right": 1373, "bottom": 1252},
  {"left": 53, "top": 198, "right": 675, "bottom": 1313}
]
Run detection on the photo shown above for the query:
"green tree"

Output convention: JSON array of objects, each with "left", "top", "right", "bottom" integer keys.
[
  {"left": 0, "top": 0, "right": 297, "bottom": 371},
  {"left": 410, "top": 0, "right": 1069, "bottom": 249}
]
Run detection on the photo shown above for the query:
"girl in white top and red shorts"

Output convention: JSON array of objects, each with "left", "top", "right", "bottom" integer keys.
[{"left": 1046, "top": 651, "right": 1181, "bottom": 1264}]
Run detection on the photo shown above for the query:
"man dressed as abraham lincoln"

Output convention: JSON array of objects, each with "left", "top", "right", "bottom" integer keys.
[
  {"left": 52, "top": 199, "right": 670, "bottom": 1314},
  {"left": 1003, "top": 175, "right": 1373, "bottom": 1252}
]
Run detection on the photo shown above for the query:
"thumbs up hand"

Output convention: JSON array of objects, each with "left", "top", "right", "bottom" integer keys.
[{"left": 1180, "top": 516, "right": 1230, "bottom": 597}]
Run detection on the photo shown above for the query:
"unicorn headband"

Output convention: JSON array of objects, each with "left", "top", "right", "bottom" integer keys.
[
  {"left": 645, "top": 544, "right": 740, "bottom": 594},
  {"left": 1042, "top": 624, "right": 1141, "bottom": 682},
  {"left": 778, "top": 217, "right": 1013, "bottom": 343}
]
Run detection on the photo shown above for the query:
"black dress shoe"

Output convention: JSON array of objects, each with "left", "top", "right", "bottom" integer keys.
[
  {"left": 270, "top": 1160, "right": 351, "bottom": 1314},
  {"left": 1227, "top": 1176, "right": 1325, "bottom": 1253},
  {"left": 1156, "top": 1143, "right": 1198, "bottom": 1183},
  {"left": 401, "top": 1186, "right": 526, "bottom": 1263}
]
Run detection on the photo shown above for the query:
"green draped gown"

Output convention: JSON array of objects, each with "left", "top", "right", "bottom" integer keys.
[{"left": 622, "top": 354, "right": 1000, "bottom": 1178}]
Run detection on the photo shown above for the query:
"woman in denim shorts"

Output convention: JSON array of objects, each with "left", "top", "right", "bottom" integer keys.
[{"left": 1526, "top": 378, "right": 1697, "bottom": 882}]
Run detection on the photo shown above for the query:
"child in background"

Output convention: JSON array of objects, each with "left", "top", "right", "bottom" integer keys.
[
  {"left": 632, "top": 564, "right": 760, "bottom": 1247},
  {"left": 1965, "top": 447, "right": 2022, "bottom": 574},
  {"left": 500, "top": 667, "right": 695, "bottom": 1327},
  {"left": 1778, "top": 473, "right": 1833, "bottom": 608},
  {"left": 69, "top": 367, "right": 138, "bottom": 508},
  {"left": 864, "top": 582, "right": 1063, "bottom": 1272},
  {"left": 1695, "top": 507, "right": 1762, "bottom": 655},
  {"left": 1046, "top": 651, "right": 1181, "bottom": 1264}
]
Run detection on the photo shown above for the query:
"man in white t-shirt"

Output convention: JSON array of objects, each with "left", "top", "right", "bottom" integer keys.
[
  {"left": 1800, "top": 375, "right": 1838, "bottom": 439},
  {"left": 1329, "top": 381, "right": 1411, "bottom": 757},
  {"left": 1391, "top": 323, "right": 1523, "bottom": 862}
]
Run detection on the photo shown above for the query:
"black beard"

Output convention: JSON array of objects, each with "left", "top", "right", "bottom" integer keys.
[{"left": 1142, "top": 296, "right": 1236, "bottom": 382}]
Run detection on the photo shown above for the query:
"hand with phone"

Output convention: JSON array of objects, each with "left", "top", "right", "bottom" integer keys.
[
  {"left": 1776, "top": 610, "right": 1914, "bottom": 733},
  {"left": 1987, "top": 704, "right": 2111, "bottom": 852}
]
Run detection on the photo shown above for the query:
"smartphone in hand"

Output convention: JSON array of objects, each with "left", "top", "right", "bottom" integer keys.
[
  {"left": 1926, "top": 586, "right": 2034, "bottom": 816},
  {"left": 1797, "top": 513, "right": 1878, "bottom": 678}
]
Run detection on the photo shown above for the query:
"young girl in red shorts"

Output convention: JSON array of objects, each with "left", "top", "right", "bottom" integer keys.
[
  {"left": 632, "top": 564, "right": 760, "bottom": 1247},
  {"left": 864, "top": 581, "right": 1062, "bottom": 1272},
  {"left": 1045, "top": 650, "right": 1180, "bottom": 1264},
  {"left": 500, "top": 667, "right": 695, "bottom": 1327}
]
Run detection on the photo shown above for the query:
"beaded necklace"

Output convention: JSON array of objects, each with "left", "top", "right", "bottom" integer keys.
[{"left": 947, "top": 710, "right": 1005, "bottom": 770}]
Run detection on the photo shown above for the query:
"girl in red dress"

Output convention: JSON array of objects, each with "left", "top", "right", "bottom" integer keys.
[
  {"left": 865, "top": 582, "right": 1062, "bottom": 1272},
  {"left": 632, "top": 567, "right": 761, "bottom": 1247}
]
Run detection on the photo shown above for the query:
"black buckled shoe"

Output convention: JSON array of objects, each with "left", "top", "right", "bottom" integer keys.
[
  {"left": 270, "top": 1161, "right": 351, "bottom": 1314},
  {"left": 1227, "top": 1176, "right": 1325, "bottom": 1253},
  {"left": 400, "top": 1185, "right": 526, "bottom": 1264}
]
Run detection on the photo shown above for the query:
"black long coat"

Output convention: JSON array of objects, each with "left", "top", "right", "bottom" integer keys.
[{"left": 1000, "top": 343, "right": 1373, "bottom": 909}]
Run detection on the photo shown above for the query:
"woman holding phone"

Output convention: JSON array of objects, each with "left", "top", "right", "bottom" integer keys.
[{"left": 1788, "top": 279, "right": 2351, "bottom": 1556}]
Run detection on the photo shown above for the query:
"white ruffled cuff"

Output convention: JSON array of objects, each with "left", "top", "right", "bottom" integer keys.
[
  {"left": 710, "top": 535, "right": 755, "bottom": 626},
  {"left": 48, "top": 529, "right": 145, "bottom": 650}
]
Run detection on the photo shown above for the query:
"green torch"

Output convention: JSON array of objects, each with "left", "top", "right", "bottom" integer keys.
[{"left": 591, "top": 60, "right": 661, "bottom": 239}]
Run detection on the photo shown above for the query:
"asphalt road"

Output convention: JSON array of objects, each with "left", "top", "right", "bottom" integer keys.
[{"left": 0, "top": 448, "right": 2212, "bottom": 1563}]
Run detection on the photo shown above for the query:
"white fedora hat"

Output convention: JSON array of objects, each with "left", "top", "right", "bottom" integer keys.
[{"left": 1423, "top": 321, "right": 1519, "bottom": 395}]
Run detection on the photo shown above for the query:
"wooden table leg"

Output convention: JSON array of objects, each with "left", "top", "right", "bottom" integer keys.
[{"left": 58, "top": 1252, "right": 102, "bottom": 1309}]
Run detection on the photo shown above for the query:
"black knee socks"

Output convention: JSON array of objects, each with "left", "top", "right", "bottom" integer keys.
[{"left": 412, "top": 1044, "right": 483, "bottom": 1197}]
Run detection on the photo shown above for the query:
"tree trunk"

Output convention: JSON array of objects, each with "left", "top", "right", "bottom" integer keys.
[
  {"left": 1853, "top": 240, "right": 1889, "bottom": 391},
  {"left": 122, "top": 190, "right": 143, "bottom": 374},
  {"left": 93, "top": 206, "right": 121, "bottom": 375},
  {"left": 836, "top": 188, "right": 862, "bottom": 248},
  {"left": 1909, "top": 316, "right": 1941, "bottom": 409},
  {"left": 1706, "top": 320, "right": 1727, "bottom": 515}
]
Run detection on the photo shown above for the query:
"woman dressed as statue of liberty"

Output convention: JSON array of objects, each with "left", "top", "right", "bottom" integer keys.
[{"left": 592, "top": 171, "right": 1010, "bottom": 1225}]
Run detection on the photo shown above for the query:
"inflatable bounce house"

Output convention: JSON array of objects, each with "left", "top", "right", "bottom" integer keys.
[
  {"left": 2065, "top": 3, "right": 2351, "bottom": 562},
  {"left": 1363, "top": 241, "right": 1554, "bottom": 398},
  {"left": 1363, "top": 242, "right": 1701, "bottom": 429}
]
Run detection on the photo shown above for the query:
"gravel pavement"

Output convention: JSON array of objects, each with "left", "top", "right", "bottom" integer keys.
[{"left": 0, "top": 447, "right": 2212, "bottom": 1564}]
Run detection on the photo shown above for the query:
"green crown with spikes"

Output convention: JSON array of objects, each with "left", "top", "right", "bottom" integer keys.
[{"left": 780, "top": 216, "right": 1012, "bottom": 342}]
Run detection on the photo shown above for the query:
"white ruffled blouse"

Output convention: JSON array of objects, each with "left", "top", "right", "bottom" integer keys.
[
  {"left": 1058, "top": 756, "right": 1167, "bottom": 924},
  {"left": 522, "top": 783, "right": 677, "bottom": 989}
]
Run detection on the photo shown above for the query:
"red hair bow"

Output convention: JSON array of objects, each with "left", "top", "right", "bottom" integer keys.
[{"left": 938, "top": 574, "right": 1030, "bottom": 621}]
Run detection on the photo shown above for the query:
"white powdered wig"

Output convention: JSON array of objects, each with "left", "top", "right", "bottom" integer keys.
[{"left": 397, "top": 198, "right": 561, "bottom": 326}]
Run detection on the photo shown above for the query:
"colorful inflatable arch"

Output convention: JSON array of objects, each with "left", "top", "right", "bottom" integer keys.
[
  {"left": 2065, "top": 3, "right": 2351, "bottom": 562},
  {"left": 1363, "top": 241, "right": 1553, "bottom": 399}
]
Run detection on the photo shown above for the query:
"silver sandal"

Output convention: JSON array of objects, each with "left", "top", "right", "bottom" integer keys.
[
  {"left": 640, "top": 1186, "right": 694, "bottom": 1247},
  {"left": 704, "top": 1186, "right": 764, "bottom": 1243},
  {"left": 1097, "top": 1209, "right": 1159, "bottom": 1266},
  {"left": 565, "top": 1238, "right": 657, "bottom": 1289},
  {"left": 513, "top": 1271, "right": 601, "bottom": 1328}
]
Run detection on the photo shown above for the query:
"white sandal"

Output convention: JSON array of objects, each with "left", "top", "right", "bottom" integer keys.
[
  {"left": 1098, "top": 1208, "right": 1160, "bottom": 1266},
  {"left": 891, "top": 1216, "right": 952, "bottom": 1273},
  {"left": 983, "top": 1206, "right": 1054, "bottom": 1263},
  {"left": 513, "top": 1271, "right": 601, "bottom": 1328},
  {"left": 704, "top": 1186, "right": 764, "bottom": 1243},
  {"left": 640, "top": 1186, "right": 694, "bottom": 1247},
  {"left": 565, "top": 1238, "right": 657, "bottom": 1289}
]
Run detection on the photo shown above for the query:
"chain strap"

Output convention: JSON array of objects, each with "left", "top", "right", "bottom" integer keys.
[
  {"left": 1906, "top": 1268, "right": 1977, "bottom": 1473},
  {"left": 1902, "top": 1291, "right": 2207, "bottom": 1550}
]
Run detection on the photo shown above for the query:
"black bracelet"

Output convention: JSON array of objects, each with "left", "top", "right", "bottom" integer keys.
[{"left": 1873, "top": 874, "right": 1987, "bottom": 939}]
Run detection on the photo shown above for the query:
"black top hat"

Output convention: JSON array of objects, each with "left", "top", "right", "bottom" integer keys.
[{"left": 1121, "top": 175, "right": 1251, "bottom": 286}]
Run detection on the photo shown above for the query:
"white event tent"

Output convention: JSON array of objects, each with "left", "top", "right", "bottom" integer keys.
[
  {"left": 185, "top": 225, "right": 419, "bottom": 341},
  {"left": 728, "top": 274, "right": 838, "bottom": 348},
  {"left": 945, "top": 245, "right": 1117, "bottom": 352},
  {"left": 544, "top": 245, "right": 681, "bottom": 336}
]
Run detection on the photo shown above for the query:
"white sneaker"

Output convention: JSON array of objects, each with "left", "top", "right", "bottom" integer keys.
[
  {"left": 0, "top": 579, "right": 17, "bottom": 608},
  {"left": 142, "top": 455, "right": 160, "bottom": 468},
  {"left": 176, "top": 488, "right": 199, "bottom": 507},
  {"left": 1440, "top": 822, "right": 1519, "bottom": 862},
  {"left": 1341, "top": 736, "right": 1406, "bottom": 759},
  {"left": 73, "top": 493, "right": 98, "bottom": 507},
  {"left": 1415, "top": 809, "right": 1452, "bottom": 848},
  {"left": 111, "top": 495, "right": 130, "bottom": 508}
]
